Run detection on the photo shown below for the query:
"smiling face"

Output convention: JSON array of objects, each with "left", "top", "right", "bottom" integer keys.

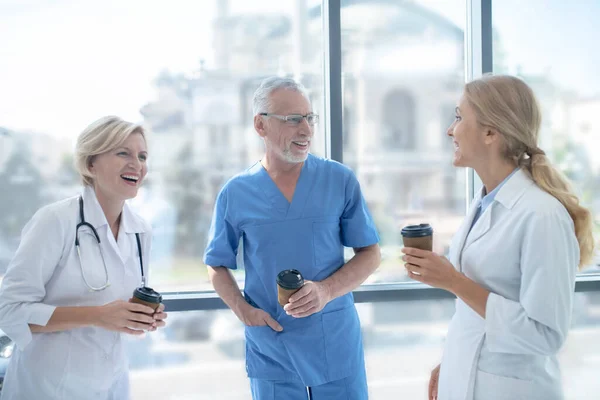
[
  {"left": 256, "top": 89, "right": 314, "bottom": 164},
  {"left": 89, "top": 132, "right": 148, "bottom": 202},
  {"left": 446, "top": 95, "right": 492, "bottom": 169}
]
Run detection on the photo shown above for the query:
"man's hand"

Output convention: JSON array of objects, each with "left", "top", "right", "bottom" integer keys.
[
  {"left": 239, "top": 304, "right": 283, "bottom": 332},
  {"left": 283, "top": 281, "right": 331, "bottom": 318}
]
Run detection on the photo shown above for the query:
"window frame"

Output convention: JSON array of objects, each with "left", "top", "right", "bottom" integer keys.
[{"left": 159, "top": 0, "right": 600, "bottom": 310}]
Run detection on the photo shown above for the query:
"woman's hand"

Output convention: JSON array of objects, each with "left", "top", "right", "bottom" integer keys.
[
  {"left": 429, "top": 364, "right": 440, "bottom": 400},
  {"left": 94, "top": 300, "right": 155, "bottom": 335},
  {"left": 402, "top": 247, "right": 461, "bottom": 292},
  {"left": 150, "top": 303, "right": 168, "bottom": 331}
]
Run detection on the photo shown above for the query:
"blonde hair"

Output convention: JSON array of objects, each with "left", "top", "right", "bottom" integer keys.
[
  {"left": 464, "top": 74, "right": 594, "bottom": 268},
  {"left": 75, "top": 116, "right": 146, "bottom": 186}
]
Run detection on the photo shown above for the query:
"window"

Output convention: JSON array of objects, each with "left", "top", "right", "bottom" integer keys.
[
  {"left": 341, "top": 0, "right": 467, "bottom": 283},
  {"left": 123, "top": 293, "right": 600, "bottom": 399},
  {"left": 492, "top": 0, "right": 600, "bottom": 272},
  {"left": 1, "top": 1, "right": 600, "bottom": 399},
  {"left": 381, "top": 90, "right": 416, "bottom": 150},
  {"left": 0, "top": 0, "right": 324, "bottom": 291}
]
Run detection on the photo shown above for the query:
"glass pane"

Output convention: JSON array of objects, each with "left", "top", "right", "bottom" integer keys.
[
  {"left": 0, "top": 0, "right": 325, "bottom": 290},
  {"left": 125, "top": 293, "right": 600, "bottom": 398},
  {"left": 492, "top": 0, "right": 600, "bottom": 272},
  {"left": 364, "top": 293, "right": 600, "bottom": 399},
  {"left": 127, "top": 309, "right": 249, "bottom": 399},
  {"left": 340, "top": 0, "right": 467, "bottom": 283}
]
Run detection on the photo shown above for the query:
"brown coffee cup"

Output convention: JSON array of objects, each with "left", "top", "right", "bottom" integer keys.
[
  {"left": 276, "top": 269, "right": 304, "bottom": 307},
  {"left": 401, "top": 224, "right": 433, "bottom": 251},
  {"left": 130, "top": 286, "right": 163, "bottom": 312}
]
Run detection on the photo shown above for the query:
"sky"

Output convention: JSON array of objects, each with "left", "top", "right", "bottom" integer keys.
[{"left": 0, "top": 0, "right": 597, "bottom": 140}]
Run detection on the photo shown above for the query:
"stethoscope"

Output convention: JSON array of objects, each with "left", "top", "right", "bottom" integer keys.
[{"left": 75, "top": 196, "right": 145, "bottom": 291}]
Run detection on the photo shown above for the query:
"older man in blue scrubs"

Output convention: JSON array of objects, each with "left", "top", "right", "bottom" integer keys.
[{"left": 204, "top": 77, "right": 381, "bottom": 400}]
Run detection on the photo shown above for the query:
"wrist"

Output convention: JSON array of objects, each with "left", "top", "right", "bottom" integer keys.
[
  {"left": 319, "top": 280, "right": 334, "bottom": 303},
  {"left": 448, "top": 271, "right": 467, "bottom": 296},
  {"left": 232, "top": 297, "right": 252, "bottom": 320},
  {"left": 86, "top": 306, "right": 102, "bottom": 327}
]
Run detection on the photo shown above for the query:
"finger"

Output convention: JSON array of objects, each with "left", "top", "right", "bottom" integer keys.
[
  {"left": 286, "top": 300, "right": 316, "bottom": 315},
  {"left": 405, "top": 265, "right": 425, "bottom": 282},
  {"left": 120, "top": 327, "right": 145, "bottom": 335},
  {"left": 289, "top": 284, "right": 312, "bottom": 303},
  {"left": 402, "top": 247, "right": 429, "bottom": 258},
  {"left": 127, "top": 321, "right": 154, "bottom": 331},
  {"left": 404, "top": 263, "right": 422, "bottom": 275},
  {"left": 290, "top": 306, "right": 318, "bottom": 318},
  {"left": 285, "top": 295, "right": 313, "bottom": 312},
  {"left": 264, "top": 316, "right": 283, "bottom": 332},
  {"left": 153, "top": 320, "right": 166, "bottom": 328},
  {"left": 155, "top": 303, "right": 165, "bottom": 313},
  {"left": 428, "top": 376, "right": 435, "bottom": 400},
  {"left": 402, "top": 254, "right": 426, "bottom": 267},
  {"left": 127, "top": 302, "right": 155, "bottom": 315},
  {"left": 128, "top": 312, "right": 155, "bottom": 324},
  {"left": 153, "top": 312, "right": 168, "bottom": 321}
]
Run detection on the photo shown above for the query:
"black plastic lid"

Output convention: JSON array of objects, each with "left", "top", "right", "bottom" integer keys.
[
  {"left": 401, "top": 224, "right": 433, "bottom": 238},
  {"left": 133, "top": 286, "right": 162, "bottom": 303},
  {"left": 276, "top": 269, "right": 304, "bottom": 290}
]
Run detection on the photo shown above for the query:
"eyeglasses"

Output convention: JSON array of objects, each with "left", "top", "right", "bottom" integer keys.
[{"left": 259, "top": 113, "right": 319, "bottom": 126}]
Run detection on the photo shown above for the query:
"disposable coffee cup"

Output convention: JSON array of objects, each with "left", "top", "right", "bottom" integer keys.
[
  {"left": 130, "top": 286, "right": 163, "bottom": 312},
  {"left": 276, "top": 269, "right": 304, "bottom": 307},
  {"left": 401, "top": 224, "right": 433, "bottom": 251}
]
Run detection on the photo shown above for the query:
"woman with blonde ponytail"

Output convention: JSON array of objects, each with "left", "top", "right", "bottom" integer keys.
[{"left": 401, "top": 74, "right": 593, "bottom": 400}]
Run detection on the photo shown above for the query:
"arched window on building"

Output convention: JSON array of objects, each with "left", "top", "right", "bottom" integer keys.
[{"left": 381, "top": 90, "right": 416, "bottom": 149}]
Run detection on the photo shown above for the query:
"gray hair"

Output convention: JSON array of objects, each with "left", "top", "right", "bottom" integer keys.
[
  {"left": 252, "top": 77, "right": 310, "bottom": 115},
  {"left": 75, "top": 116, "right": 146, "bottom": 186}
]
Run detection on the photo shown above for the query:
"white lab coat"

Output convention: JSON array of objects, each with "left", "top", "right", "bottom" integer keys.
[
  {"left": 438, "top": 169, "right": 579, "bottom": 400},
  {"left": 0, "top": 185, "right": 151, "bottom": 400}
]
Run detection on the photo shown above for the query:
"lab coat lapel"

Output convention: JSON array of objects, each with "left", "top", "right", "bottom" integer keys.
[
  {"left": 82, "top": 186, "right": 123, "bottom": 263},
  {"left": 116, "top": 222, "right": 131, "bottom": 265},
  {"left": 118, "top": 202, "right": 150, "bottom": 271},
  {"left": 451, "top": 190, "right": 483, "bottom": 272},
  {"left": 460, "top": 170, "right": 534, "bottom": 262},
  {"left": 462, "top": 202, "right": 493, "bottom": 254}
]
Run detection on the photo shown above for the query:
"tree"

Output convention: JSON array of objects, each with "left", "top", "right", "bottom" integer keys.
[
  {"left": 0, "top": 145, "right": 47, "bottom": 238},
  {"left": 167, "top": 141, "right": 208, "bottom": 257}
]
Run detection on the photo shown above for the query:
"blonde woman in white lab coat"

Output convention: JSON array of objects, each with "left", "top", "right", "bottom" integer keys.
[
  {"left": 0, "top": 116, "right": 167, "bottom": 400},
  {"left": 402, "top": 75, "right": 594, "bottom": 400}
]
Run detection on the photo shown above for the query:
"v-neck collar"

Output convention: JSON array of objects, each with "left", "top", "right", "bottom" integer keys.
[
  {"left": 81, "top": 185, "right": 148, "bottom": 265},
  {"left": 252, "top": 154, "right": 317, "bottom": 219}
]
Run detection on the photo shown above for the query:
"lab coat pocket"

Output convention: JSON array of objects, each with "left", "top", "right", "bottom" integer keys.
[
  {"left": 322, "top": 306, "right": 362, "bottom": 380},
  {"left": 59, "top": 329, "right": 117, "bottom": 398},
  {"left": 473, "top": 369, "right": 535, "bottom": 400},
  {"left": 313, "top": 217, "right": 342, "bottom": 267}
]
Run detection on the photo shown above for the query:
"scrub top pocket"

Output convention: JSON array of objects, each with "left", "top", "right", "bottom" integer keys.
[
  {"left": 245, "top": 325, "right": 298, "bottom": 380},
  {"left": 321, "top": 306, "right": 362, "bottom": 381},
  {"left": 313, "top": 217, "right": 342, "bottom": 267}
]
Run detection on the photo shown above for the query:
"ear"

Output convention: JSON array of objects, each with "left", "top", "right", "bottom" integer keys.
[
  {"left": 483, "top": 127, "right": 500, "bottom": 145},
  {"left": 87, "top": 158, "right": 96, "bottom": 175},
  {"left": 254, "top": 115, "right": 267, "bottom": 138}
]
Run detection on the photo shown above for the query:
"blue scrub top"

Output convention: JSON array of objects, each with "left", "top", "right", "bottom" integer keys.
[{"left": 203, "top": 154, "right": 379, "bottom": 386}]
